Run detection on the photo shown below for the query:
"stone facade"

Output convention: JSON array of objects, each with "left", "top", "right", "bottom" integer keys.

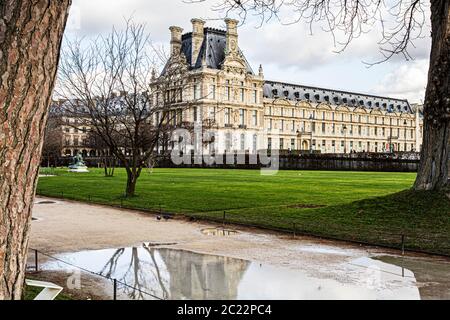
[{"left": 157, "top": 18, "right": 423, "bottom": 155}]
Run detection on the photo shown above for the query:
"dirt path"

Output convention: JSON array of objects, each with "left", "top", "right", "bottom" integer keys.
[{"left": 29, "top": 197, "right": 450, "bottom": 300}]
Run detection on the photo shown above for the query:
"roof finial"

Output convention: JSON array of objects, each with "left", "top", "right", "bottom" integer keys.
[
  {"left": 258, "top": 64, "right": 264, "bottom": 77},
  {"left": 151, "top": 68, "right": 156, "bottom": 81}
]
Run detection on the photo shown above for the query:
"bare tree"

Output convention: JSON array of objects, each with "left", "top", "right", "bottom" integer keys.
[
  {"left": 86, "top": 131, "right": 117, "bottom": 177},
  {"left": 57, "top": 20, "right": 196, "bottom": 197},
  {"left": 0, "top": 1, "right": 71, "bottom": 299},
  {"left": 193, "top": 0, "right": 449, "bottom": 191}
]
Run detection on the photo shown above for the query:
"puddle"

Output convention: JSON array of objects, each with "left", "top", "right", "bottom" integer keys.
[
  {"left": 36, "top": 201, "right": 56, "bottom": 205},
  {"left": 40, "top": 246, "right": 431, "bottom": 300},
  {"left": 201, "top": 228, "right": 238, "bottom": 236},
  {"left": 294, "top": 245, "right": 350, "bottom": 256}
]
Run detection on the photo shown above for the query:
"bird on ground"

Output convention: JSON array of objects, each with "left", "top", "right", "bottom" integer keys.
[
  {"left": 156, "top": 215, "right": 162, "bottom": 221},
  {"left": 163, "top": 215, "right": 171, "bottom": 221}
]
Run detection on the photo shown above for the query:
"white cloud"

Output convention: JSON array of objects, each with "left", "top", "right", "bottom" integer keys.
[
  {"left": 372, "top": 59, "right": 429, "bottom": 103},
  {"left": 66, "top": 0, "right": 431, "bottom": 103}
]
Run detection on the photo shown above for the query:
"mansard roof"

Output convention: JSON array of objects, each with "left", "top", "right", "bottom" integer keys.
[
  {"left": 263, "top": 80, "right": 412, "bottom": 113},
  {"left": 180, "top": 28, "right": 254, "bottom": 74}
]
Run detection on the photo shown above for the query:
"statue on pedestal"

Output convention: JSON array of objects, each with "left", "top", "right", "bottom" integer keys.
[{"left": 68, "top": 153, "right": 89, "bottom": 173}]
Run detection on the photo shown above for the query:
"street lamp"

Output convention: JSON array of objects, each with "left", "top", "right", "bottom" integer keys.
[
  {"left": 342, "top": 124, "right": 347, "bottom": 154},
  {"left": 388, "top": 111, "right": 393, "bottom": 153},
  {"left": 403, "top": 119, "right": 407, "bottom": 152},
  {"left": 309, "top": 114, "right": 314, "bottom": 153}
]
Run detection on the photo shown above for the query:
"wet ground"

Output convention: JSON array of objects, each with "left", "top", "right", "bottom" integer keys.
[{"left": 30, "top": 197, "right": 450, "bottom": 300}]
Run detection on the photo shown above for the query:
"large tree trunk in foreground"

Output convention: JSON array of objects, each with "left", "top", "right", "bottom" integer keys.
[
  {"left": 0, "top": 1, "right": 70, "bottom": 299},
  {"left": 414, "top": 0, "right": 450, "bottom": 191}
]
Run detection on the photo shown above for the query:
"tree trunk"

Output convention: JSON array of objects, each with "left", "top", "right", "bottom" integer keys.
[
  {"left": 125, "top": 171, "right": 138, "bottom": 197},
  {"left": 0, "top": 1, "right": 70, "bottom": 299},
  {"left": 414, "top": 0, "right": 450, "bottom": 191}
]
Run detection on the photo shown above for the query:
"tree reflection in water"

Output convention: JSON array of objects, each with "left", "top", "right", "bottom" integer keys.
[{"left": 98, "top": 246, "right": 250, "bottom": 300}]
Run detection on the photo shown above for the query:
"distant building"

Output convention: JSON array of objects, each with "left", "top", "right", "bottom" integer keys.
[
  {"left": 47, "top": 18, "right": 424, "bottom": 159},
  {"left": 155, "top": 18, "right": 423, "bottom": 154}
]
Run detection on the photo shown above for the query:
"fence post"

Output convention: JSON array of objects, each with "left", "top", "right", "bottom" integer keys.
[
  {"left": 223, "top": 211, "right": 226, "bottom": 228},
  {"left": 88, "top": 195, "right": 91, "bottom": 202},
  {"left": 113, "top": 279, "right": 117, "bottom": 300},
  {"left": 401, "top": 234, "right": 405, "bottom": 255},
  {"left": 120, "top": 198, "right": 123, "bottom": 208},
  {"left": 293, "top": 223, "right": 296, "bottom": 238},
  {"left": 35, "top": 249, "right": 38, "bottom": 272},
  {"left": 61, "top": 191, "right": 64, "bottom": 198}
]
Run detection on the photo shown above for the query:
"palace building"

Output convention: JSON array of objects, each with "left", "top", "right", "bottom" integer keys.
[{"left": 157, "top": 18, "right": 423, "bottom": 155}]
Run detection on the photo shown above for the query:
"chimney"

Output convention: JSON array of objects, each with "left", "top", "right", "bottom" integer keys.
[
  {"left": 191, "top": 18, "right": 205, "bottom": 66},
  {"left": 169, "top": 26, "right": 183, "bottom": 56},
  {"left": 224, "top": 18, "right": 239, "bottom": 55}
]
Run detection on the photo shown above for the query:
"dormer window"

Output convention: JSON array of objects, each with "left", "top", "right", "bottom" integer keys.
[
  {"left": 272, "top": 89, "right": 278, "bottom": 96},
  {"left": 283, "top": 90, "right": 289, "bottom": 97},
  {"left": 314, "top": 94, "right": 320, "bottom": 100},
  {"left": 304, "top": 93, "right": 310, "bottom": 100},
  {"left": 294, "top": 92, "right": 300, "bottom": 99}
]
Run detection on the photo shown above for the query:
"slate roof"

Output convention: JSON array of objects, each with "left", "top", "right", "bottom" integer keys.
[
  {"left": 180, "top": 28, "right": 254, "bottom": 74},
  {"left": 264, "top": 81, "right": 412, "bottom": 113}
]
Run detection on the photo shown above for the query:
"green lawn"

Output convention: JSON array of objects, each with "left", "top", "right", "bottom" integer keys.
[{"left": 37, "top": 168, "right": 450, "bottom": 255}]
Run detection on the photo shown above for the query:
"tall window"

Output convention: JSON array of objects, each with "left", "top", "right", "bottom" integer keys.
[
  {"left": 280, "top": 119, "right": 284, "bottom": 131},
  {"left": 291, "top": 120, "right": 295, "bottom": 132},
  {"left": 225, "top": 80, "right": 231, "bottom": 101},
  {"left": 240, "top": 81, "right": 245, "bottom": 102},
  {"left": 291, "top": 139, "right": 295, "bottom": 150},
  {"left": 209, "top": 106, "right": 216, "bottom": 121},
  {"left": 225, "top": 132, "right": 232, "bottom": 151},
  {"left": 193, "top": 79, "right": 200, "bottom": 100},
  {"left": 252, "top": 84, "right": 258, "bottom": 103},
  {"left": 193, "top": 107, "right": 198, "bottom": 122},
  {"left": 280, "top": 138, "right": 284, "bottom": 149},
  {"left": 240, "top": 134, "right": 245, "bottom": 150},
  {"left": 239, "top": 109, "right": 245, "bottom": 126},
  {"left": 269, "top": 118, "right": 273, "bottom": 130},
  {"left": 252, "top": 110, "right": 257, "bottom": 126},
  {"left": 268, "top": 137, "right": 272, "bottom": 149},
  {"left": 209, "top": 83, "right": 216, "bottom": 99},
  {"left": 253, "top": 134, "right": 257, "bottom": 151},
  {"left": 322, "top": 122, "right": 326, "bottom": 133},
  {"left": 225, "top": 108, "right": 231, "bottom": 125}
]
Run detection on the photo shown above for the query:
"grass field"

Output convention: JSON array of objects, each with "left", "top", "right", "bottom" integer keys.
[{"left": 37, "top": 168, "right": 450, "bottom": 255}]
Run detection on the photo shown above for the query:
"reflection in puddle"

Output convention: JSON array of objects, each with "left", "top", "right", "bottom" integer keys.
[{"left": 40, "top": 246, "right": 428, "bottom": 300}]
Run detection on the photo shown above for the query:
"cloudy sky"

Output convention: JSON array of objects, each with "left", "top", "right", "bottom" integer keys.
[{"left": 65, "top": 0, "right": 431, "bottom": 103}]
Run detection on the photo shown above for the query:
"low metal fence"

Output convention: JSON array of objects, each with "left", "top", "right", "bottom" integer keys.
[{"left": 34, "top": 190, "right": 450, "bottom": 257}]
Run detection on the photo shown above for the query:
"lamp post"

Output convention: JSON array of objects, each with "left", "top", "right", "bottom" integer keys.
[
  {"left": 342, "top": 124, "right": 347, "bottom": 154},
  {"left": 388, "top": 111, "right": 393, "bottom": 153},
  {"left": 309, "top": 114, "right": 314, "bottom": 153},
  {"left": 403, "top": 119, "right": 407, "bottom": 152}
]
